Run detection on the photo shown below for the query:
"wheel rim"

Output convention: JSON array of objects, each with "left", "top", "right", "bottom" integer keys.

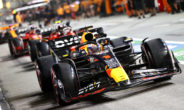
[
  {"left": 51, "top": 68, "right": 60, "bottom": 103},
  {"left": 35, "top": 63, "right": 42, "bottom": 88}
]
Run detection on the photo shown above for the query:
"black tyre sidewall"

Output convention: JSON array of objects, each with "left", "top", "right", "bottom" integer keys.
[
  {"left": 52, "top": 63, "right": 80, "bottom": 100},
  {"left": 29, "top": 40, "right": 39, "bottom": 62},
  {"left": 36, "top": 42, "right": 50, "bottom": 57},
  {"left": 142, "top": 38, "right": 173, "bottom": 69},
  {"left": 37, "top": 55, "right": 55, "bottom": 92}
]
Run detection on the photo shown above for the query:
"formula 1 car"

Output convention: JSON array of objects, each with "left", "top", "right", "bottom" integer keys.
[
  {"left": 35, "top": 31, "right": 181, "bottom": 105},
  {"left": 34, "top": 25, "right": 104, "bottom": 61},
  {"left": 7, "top": 27, "right": 42, "bottom": 59},
  {"left": 0, "top": 23, "right": 19, "bottom": 43},
  {"left": 0, "top": 30, "right": 10, "bottom": 44}
]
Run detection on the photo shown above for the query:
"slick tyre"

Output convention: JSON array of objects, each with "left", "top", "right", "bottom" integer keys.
[
  {"left": 51, "top": 63, "right": 80, "bottom": 105},
  {"left": 142, "top": 38, "right": 174, "bottom": 81},
  {"left": 29, "top": 40, "right": 39, "bottom": 62},
  {"left": 37, "top": 55, "right": 55, "bottom": 92},
  {"left": 142, "top": 38, "right": 173, "bottom": 69},
  {"left": 11, "top": 38, "right": 23, "bottom": 57},
  {"left": 36, "top": 42, "right": 50, "bottom": 58}
]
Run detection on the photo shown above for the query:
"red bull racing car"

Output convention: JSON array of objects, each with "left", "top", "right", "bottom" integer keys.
[
  {"left": 35, "top": 29, "right": 181, "bottom": 105},
  {"left": 33, "top": 25, "right": 102, "bottom": 61}
]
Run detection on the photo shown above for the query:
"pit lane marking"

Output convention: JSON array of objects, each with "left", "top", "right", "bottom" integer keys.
[
  {"left": 0, "top": 88, "right": 1, "bottom": 110},
  {"left": 153, "top": 24, "right": 170, "bottom": 28}
]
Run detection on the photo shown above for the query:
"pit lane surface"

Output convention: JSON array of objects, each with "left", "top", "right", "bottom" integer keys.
[{"left": 0, "top": 13, "right": 184, "bottom": 110}]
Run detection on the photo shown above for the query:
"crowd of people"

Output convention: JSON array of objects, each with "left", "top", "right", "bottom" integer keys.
[{"left": 13, "top": 0, "right": 184, "bottom": 25}]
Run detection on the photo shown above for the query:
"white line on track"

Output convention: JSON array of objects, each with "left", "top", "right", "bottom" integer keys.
[
  {"left": 0, "top": 88, "right": 2, "bottom": 110},
  {"left": 153, "top": 24, "right": 170, "bottom": 28},
  {"left": 133, "top": 38, "right": 184, "bottom": 44},
  {"left": 109, "top": 36, "right": 184, "bottom": 44}
]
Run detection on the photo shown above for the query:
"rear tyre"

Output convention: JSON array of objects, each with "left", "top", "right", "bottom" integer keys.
[
  {"left": 11, "top": 38, "right": 23, "bottom": 57},
  {"left": 141, "top": 38, "right": 173, "bottom": 81},
  {"left": 29, "top": 40, "right": 39, "bottom": 62},
  {"left": 51, "top": 63, "right": 80, "bottom": 105},
  {"left": 36, "top": 42, "right": 50, "bottom": 58},
  {"left": 37, "top": 55, "right": 55, "bottom": 92}
]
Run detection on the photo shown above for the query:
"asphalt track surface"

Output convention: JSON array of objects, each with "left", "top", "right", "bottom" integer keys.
[{"left": 0, "top": 13, "right": 184, "bottom": 110}]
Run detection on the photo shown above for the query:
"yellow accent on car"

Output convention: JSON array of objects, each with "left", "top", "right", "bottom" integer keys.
[
  {"left": 55, "top": 20, "right": 61, "bottom": 24},
  {"left": 94, "top": 81, "right": 96, "bottom": 87},
  {"left": 62, "top": 54, "right": 68, "bottom": 57},
  {"left": 125, "top": 37, "right": 132, "bottom": 42},
  {"left": 50, "top": 50, "right": 52, "bottom": 54},
  {"left": 9, "top": 30, "right": 17, "bottom": 38},
  {"left": 110, "top": 67, "right": 129, "bottom": 83}
]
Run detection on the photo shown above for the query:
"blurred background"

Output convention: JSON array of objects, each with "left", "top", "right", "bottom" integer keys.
[{"left": 0, "top": 0, "right": 184, "bottom": 26}]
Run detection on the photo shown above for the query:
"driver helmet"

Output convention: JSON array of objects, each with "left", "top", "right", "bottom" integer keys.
[
  {"left": 80, "top": 32, "right": 95, "bottom": 43},
  {"left": 63, "top": 26, "right": 75, "bottom": 36},
  {"left": 29, "top": 25, "right": 35, "bottom": 34}
]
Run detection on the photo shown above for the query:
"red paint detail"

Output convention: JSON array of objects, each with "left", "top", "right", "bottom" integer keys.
[
  {"left": 79, "top": 93, "right": 91, "bottom": 98},
  {"left": 48, "top": 33, "right": 60, "bottom": 40},
  {"left": 67, "top": 31, "right": 75, "bottom": 36},
  {"left": 24, "top": 42, "right": 28, "bottom": 47},
  {"left": 142, "top": 73, "right": 171, "bottom": 80},
  {"left": 142, "top": 76, "right": 157, "bottom": 80},
  {"left": 68, "top": 88, "right": 106, "bottom": 102},
  {"left": 71, "top": 97, "right": 78, "bottom": 100},
  {"left": 92, "top": 88, "right": 106, "bottom": 95},
  {"left": 106, "top": 69, "right": 112, "bottom": 78},
  {"left": 16, "top": 46, "right": 22, "bottom": 50},
  {"left": 34, "top": 62, "right": 42, "bottom": 87},
  {"left": 94, "top": 59, "right": 99, "bottom": 62},
  {"left": 50, "top": 68, "right": 55, "bottom": 85},
  {"left": 102, "top": 55, "right": 111, "bottom": 59},
  {"left": 70, "top": 46, "right": 76, "bottom": 52}
]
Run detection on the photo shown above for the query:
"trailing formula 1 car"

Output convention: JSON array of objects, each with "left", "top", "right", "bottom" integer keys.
[
  {"left": 7, "top": 26, "right": 42, "bottom": 59},
  {"left": 35, "top": 30, "right": 181, "bottom": 105},
  {"left": 0, "top": 23, "right": 19, "bottom": 43}
]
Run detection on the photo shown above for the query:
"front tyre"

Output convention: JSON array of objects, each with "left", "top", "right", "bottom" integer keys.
[
  {"left": 36, "top": 42, "right": 50, "bottom": 58},
  {"left": 36, "top": 55, "right": 55, "bottom": 92},
  {"left": 51, "top": 63, "right": 80, "bottom": 105},
  {"left": 29, "top": 40, "right": 40, "bottom": 62},
  {"left": 141, "top": 38, "right": 174, "bottom": 81}
]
